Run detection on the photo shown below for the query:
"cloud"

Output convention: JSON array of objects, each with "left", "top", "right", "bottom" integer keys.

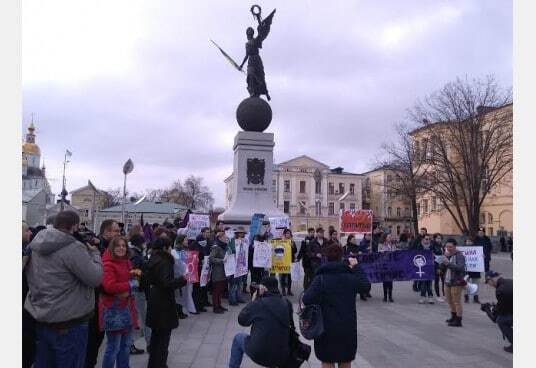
[{"left": 22, "top": 0, "right": 512, "bottom": 207}]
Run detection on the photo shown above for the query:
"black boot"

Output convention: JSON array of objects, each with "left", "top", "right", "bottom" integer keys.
[
  {"left": 445, "top": 312, "right": 456, "bottom": 323},
  {"left": 360, "top": 294, "right": 367, "bottom": 301},
  {"left": 388, "top": 291, "right": 394, "bottom": 303},
  {"left": 464, "top": 294, "right": 469, "bottom": 303},
  {"left": 448, "top": 316, "right": 462, "bottom": 327},
  {"left": 176, "top": 304, "right": 188, "bottom": 319},
  {"left": 473, "top": 295, "right": 480, "bottom": 304},
  {"left": 383, "top": 289, "right": 388, "bottom": 302}
]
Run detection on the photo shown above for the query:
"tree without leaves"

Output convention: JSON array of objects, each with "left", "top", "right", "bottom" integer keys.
[
  {"left": 408, "top": 75, "right": 512, "bottom": 237},
  {"left": 102, "top": 187, "right": 124, "bottom": 207},
  {"left": 376, "top": 122, "right": 431, "bottom": 235}
]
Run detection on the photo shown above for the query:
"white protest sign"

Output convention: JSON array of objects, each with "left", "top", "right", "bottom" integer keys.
[
  {"left": 268, "top": 216, "right": 289, "bottom": 239},
  {"left": 235, "top": 238, "right": 249, "bottom": 277},
  {"left": 457, "top": 246, "right": 485, "bottom": 272},
  {"left": 224, "top": 253, "right": 237, "bottom": 277},
  {"left": 291, "top": 262, "right": 302, "bottom": 281},
  {"left": 186, "top": 214, "right": 210, "bottom": 240},
  {"left": 199, "top": 256, "right": 211, "bottom": 287},
  {"left": 253, "top": 240, "right": 272, "bottom": 269}
]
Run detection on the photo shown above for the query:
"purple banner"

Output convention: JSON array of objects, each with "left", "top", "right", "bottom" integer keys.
[{"left": 356, "top": 250, "right": 435, "bottom": 283}]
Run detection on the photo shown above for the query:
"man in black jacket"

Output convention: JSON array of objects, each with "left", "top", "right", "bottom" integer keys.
[
  {"left": 228, "top": 276, "right": 293, "bottom": 368},
  {"left": 475, "top": 228, "right": 493, "bottom": 272},
  {"left": 485, "top": 270, "right": 513, "bottom": 353},
  {"left": 296, "top": 228, "right": 315, "bottom": 290}
]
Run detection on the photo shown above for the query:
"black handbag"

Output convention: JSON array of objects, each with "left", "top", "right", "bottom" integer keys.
[
  {"left": 298, "top": 276, "right": 325, "bottom": 340},
  {"left": 259, "top": 299, "right": 311, "bottom": 368}
]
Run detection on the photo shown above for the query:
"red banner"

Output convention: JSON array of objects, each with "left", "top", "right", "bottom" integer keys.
[
  {"left": 186, "top": 251, "right": 199, "bottom": 283},
  {"left": 340, "top": 209, "right": 373, "bottom": 234}
]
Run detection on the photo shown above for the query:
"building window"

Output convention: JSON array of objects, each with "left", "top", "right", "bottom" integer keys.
[
  {"left": 432, "top": 197, "right": 437, "bottom": 211},
  {"left": 85, "top": 209, "right": 89, "bottom": 217},
  {"left": 314, "top": 180, "right": 321, "bottom": 194},
  {"left": 350, "top": 203, "right": 356, "bottom": 210},
  {"left": 340, "top": 202, "right": 345, "bottom": 211},
  {"left": 300, "top": 181, "right": 306, "bottom": 193},
  {"left": 417, "top": 203, "right": 421, "bottom": 216},
  {"left": 396, "top": 207, "right": 401, "bottom": 217},
  {"left": 480, "top": 212, "right": 486, "bottom": 224},
  {"left": 488, "top": 227, "right": 494, "bottom": 236},
  {"left": 300, "top": 205, "right": 306, "bottom": 215},
  {"left": 328, "top": 182, "right": 334, "bottom": 195},
  {"left": 315, "top": 201, "right": 322, "bottom": 216},
  {"left": 387, "top": 175, "right": 392, "bottom": 183},
  {"left": 387, "top": 207, "right": 392, "bottom": 217},
  {"left": 339, "top": 183, "right": 345, "bottom": 194},
  {"left": 405, "top": 207, "right": 410, "bottom": 216},
  {"left": 488, "top": 213, "right": 493, "bottom": 224},
  {"left": 349, "top": 183, "right": 355, "bottom": 194},
  {"left": 423, "top": 200, "right": 428, "bottom": 214},
  {"left": 328, "top": 202, "right": 335, "bottom": 215},
  {"left": 396, "top": 225, "right": 401, "bottom": 235},
  {"left": 284, "top": 201, "right": 290, "bottom": 214},
  {"left": 284, "top": 180, "right": 291, "bottom": 193},
  {"left": 272, "top": 179, "right": 276, "bottom": 186}
]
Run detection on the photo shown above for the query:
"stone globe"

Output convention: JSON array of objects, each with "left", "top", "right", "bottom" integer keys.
[{"left": 236, "top": 97, "right": 272, "bottom": 132}]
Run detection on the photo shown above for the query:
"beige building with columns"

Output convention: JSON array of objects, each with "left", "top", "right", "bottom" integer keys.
[
  {"left": 224, "top": 155, "right": 364, "bottom": 232},
  {"left": 411, "top": 104, "right": 513, "bottom": 237}
]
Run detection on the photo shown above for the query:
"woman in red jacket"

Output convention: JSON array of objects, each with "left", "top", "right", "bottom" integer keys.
[{"left": 99, "top": 236, "right": 139, "bottom": 368}]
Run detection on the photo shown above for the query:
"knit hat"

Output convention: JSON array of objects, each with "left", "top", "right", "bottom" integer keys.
[
  {"left": 260, "top": 276, "right": 279, "bottom": 293},
  {"left": 485, "top": 270, "right": 501, "bottom": 283}
]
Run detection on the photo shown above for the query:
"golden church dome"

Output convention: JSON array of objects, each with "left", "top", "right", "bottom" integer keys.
[
  {"left": 22, "top": 142, "right": 41, "bottom": 155},
  {"left": 22, "top": 122, "right": 40, "bottom": 155}
]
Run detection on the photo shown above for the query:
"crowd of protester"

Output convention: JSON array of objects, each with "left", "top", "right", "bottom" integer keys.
[{"left": 22, "top": 214, "right": 512, "bottom": 368}]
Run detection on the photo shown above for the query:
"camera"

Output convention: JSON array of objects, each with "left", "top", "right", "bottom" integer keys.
[
  {"left": 73, "top": 231, "right": 97, "bottom": 245},
  {"left": 481, "top": 302, "right": 497, "bottom": 323}
]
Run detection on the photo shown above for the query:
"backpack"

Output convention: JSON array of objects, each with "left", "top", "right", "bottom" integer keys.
[{"left": 298, "top": 275, "right": 325, "bottom": 340}]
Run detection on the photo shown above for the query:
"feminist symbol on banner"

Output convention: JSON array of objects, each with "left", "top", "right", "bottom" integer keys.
[{"left": 413, "top": 255, "right": 427, "bottom": 277}]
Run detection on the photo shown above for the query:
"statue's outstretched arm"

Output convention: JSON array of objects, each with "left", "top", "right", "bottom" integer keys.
[{"left": 239, "top": 54, "right": 248, "bottom": 70}]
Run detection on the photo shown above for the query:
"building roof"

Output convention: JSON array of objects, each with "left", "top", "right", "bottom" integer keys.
[
  {"left": 70, "top": 180, "right": 107, "bottom": 196},
  {"left": 278, "top": 155, "right": 330, "bottom": 169},
  {"left": 22, "top": 188, "right": 44, "bottom": 202},
  {"left": 100, "top": 200, "right": 188, "bottom": 214}
]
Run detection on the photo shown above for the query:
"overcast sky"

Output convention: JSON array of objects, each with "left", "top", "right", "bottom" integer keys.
[{"left": 22, "top": 0, "right": 512, "bottom": 207}]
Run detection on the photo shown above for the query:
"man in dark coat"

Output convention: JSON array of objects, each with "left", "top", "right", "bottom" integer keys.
[
  {"left": 228, "top": 277, "right": 293, "bottom": 368},
  {"left": 305, "top": 228, "right": 327, "bottom": 281},
  {"left": 146, "top": 237, "right": 187, "bottom": 368},
  {"left": 485, "top": 271, "right": 513, "bottom": 353},
  {"left": 297, "top": 228, "right": 316, "bottom": 290},
  {"left": 302, "top": 244, "right": 371, "bottom": 365},
  {"left": 475, "top": 228, "right": 492, "bottom": 272}
]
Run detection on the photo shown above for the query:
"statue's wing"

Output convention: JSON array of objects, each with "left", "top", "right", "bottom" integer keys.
[{"left": 256, "top": 9, "right": 276, "bottom": 43}]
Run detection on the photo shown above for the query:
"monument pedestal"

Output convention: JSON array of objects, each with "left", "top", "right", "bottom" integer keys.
[{"left": 218, "top": 131, "right": 287, "bottom": 228}]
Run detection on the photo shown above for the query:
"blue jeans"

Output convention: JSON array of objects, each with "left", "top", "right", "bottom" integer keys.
[
  {"left": 496, "top": 314, "right": 513, "bottom": 344},
  {"left": 134, "top": 291, "right": 151, "bottom": 346},
  {"left": 228, "top": 332, "right": 248, "bottom": 368},
  {"left": 102, "top": 330, "right": 132, "bottom": 368},
  {"left": 34, "top": 321, "right": 88, "bottom": 368},
  {"left": 228, "top": 277, "right": 243, "bottom": 304}
]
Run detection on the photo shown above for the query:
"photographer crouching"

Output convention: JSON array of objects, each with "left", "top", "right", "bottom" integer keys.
[{"left": 483, "top": 270, "right": 513, "bottom": 353}]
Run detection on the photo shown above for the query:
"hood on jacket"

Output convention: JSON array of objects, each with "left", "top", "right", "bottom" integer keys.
[{"left": 29, "top": 227, "right": 78, "bottom": 256}]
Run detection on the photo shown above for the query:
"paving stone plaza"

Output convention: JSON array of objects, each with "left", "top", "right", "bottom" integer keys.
[{"left": 102, "top": 253, "right": 513, "bottom": 368}]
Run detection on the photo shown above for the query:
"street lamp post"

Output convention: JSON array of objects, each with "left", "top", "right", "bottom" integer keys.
[
  {"left": 60, "top": 150, "right": 72, "bottom": 211},
  {"left": 121, "top": 158, "right": 134, "bottom": 224}
]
